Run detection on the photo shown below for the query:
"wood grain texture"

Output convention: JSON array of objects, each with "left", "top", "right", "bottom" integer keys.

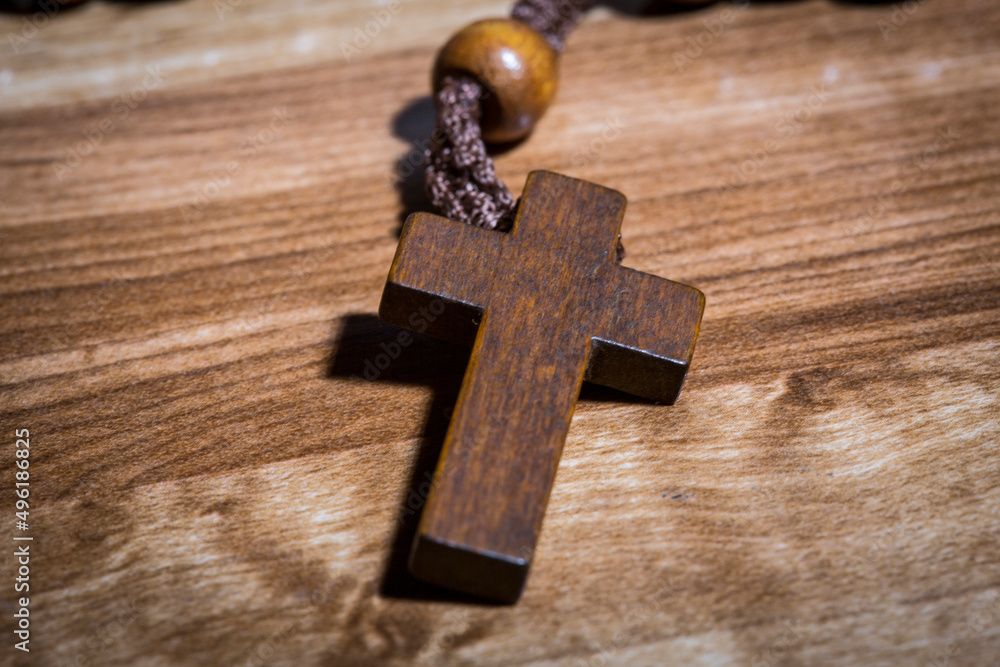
[
  {"left": 0, "top": 0, "right": 998, "bottom": 664},
  {"left": 381, "top": 171, "right": 704, "bottom": 602}
]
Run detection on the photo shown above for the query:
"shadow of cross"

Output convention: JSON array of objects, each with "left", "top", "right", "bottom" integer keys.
[{"left": 378, "top": 170, "right": 705, "bottom": 603}]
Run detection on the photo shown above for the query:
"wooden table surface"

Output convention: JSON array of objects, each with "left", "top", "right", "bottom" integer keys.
[{"left": 1, "top": 0, "right": 998, "bottom": 665}]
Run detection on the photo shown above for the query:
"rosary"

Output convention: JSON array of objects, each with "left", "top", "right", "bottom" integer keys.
[{"left": 379, "top": 0, "right": 706, "bottom": 602}]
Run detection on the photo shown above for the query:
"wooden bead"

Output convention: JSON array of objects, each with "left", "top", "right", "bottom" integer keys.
[{"left": 433, "top": 18, "right": 558, "bottom": 144}]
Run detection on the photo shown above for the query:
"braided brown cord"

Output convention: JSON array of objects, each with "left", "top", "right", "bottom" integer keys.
[
  {"left": 425, "top": 75, "right": 518, "bottom": 231},
  {"left": 511, "top": 0, "right": 598, "bottom": 53},
  {"left": 425, "top": 0, "right": 624, "bottom": 260}
]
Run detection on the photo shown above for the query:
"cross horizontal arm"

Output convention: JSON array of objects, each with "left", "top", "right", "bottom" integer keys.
[
  {"left": 586, "top": 267, "right": 705, "bottom": 403},
  {"left": 379, "top": 212, "right": 504, "bottom": 344}
]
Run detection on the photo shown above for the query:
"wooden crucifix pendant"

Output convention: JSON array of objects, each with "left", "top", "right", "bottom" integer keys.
[{"left": 379, "top": 171, "right": 705, "bottom": 603}]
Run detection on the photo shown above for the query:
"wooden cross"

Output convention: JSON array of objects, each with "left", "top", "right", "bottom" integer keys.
[{"left": 379, "top": 171, "right": 705, "bottom": 603}]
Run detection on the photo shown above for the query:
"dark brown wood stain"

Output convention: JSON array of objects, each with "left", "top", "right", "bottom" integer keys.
[{"left": 380, "top": 171, "right": 704, "bottom": 601}]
